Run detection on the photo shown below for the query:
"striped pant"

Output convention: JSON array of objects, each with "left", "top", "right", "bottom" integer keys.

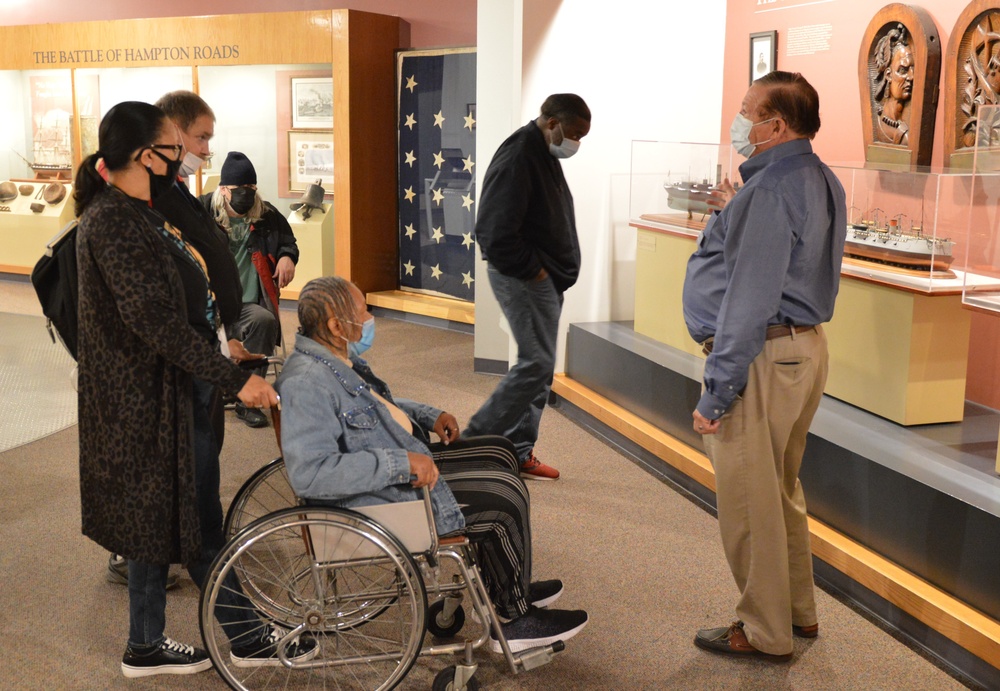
[{"left": 430, "top": 435, "right": 531, "bottom": 619}]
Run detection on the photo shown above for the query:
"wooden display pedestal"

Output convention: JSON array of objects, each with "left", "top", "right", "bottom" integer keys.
[
  {"left": 283, "top": 203, "right": 334, "bottom": 300},
  {"left": 632, "top": 224, "right": 701, "bottom": 358},
  {"left": 0, "top": 182, "right": 75, "bottom": 274},
  {"left": 824, "top": 277, "right": 971, "bottom": 426}
]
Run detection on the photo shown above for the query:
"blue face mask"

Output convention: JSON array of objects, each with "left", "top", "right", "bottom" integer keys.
[{"left": 348, "top": 317, "right": 376, "bottom": 357}]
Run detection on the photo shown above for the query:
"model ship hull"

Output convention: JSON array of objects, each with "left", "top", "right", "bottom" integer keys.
[
  {"left": 844, "top": 225, "right": 954, "bottom": 271},
  {"left": 664, "top": 182, "right": 714, "bottom": 216}
]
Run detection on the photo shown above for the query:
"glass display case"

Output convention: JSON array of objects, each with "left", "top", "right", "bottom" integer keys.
[
  {"left": 828, "top": 165, "right": 991, "bottom": 294},
  {"left": 964, "top": 104, "right": 1000, "bottom": 312},
  {"left": 628, "top": 140, "right": 740, "bottom": 236}
]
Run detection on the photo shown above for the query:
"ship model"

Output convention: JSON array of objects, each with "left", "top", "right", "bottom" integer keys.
[
  {"left": 663, "top": 180, "right": 715, "bottom": 218},
  {"left": 844, "top": 207, "right": 954, "bottom": 272}
]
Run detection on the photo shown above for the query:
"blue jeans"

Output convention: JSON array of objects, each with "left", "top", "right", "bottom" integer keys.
[
  {"left": 465, "top": 265, "right": 563, "bottom": 462},
  {"left": 127, "top": 377, "right": 259, "bottom": 648}
]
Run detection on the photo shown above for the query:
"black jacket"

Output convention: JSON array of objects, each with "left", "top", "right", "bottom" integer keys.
[
  {"left": 475, "top": 121, "right": 580, "bottom": 293},
  {"left": 154, "top": 181, "right": 242, "bottom": 330}
]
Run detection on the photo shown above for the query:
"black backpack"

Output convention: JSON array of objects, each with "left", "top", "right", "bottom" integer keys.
[{"left": 30, "top": 219, "right": 79, "bottom": 361}]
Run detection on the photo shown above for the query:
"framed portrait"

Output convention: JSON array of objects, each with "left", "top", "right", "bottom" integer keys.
[
  {"left": 291, "top": 76, "right": 333, "bottom": 129},
  {"left": 288, "top": 130, "right": 334, "bottom": 193},
  {"left": 749, "top": 31, "right": 777, "bottom": 85}
]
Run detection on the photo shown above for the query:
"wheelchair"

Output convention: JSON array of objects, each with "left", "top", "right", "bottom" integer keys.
[{"left": 200, "top": 412, "right": 568, "bottom": 690}]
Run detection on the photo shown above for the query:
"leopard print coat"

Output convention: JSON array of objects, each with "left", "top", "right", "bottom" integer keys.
[{"left": 76, "top": 186, "right": 249, "bottom": 565}]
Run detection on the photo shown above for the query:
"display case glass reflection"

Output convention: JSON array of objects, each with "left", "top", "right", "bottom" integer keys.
[
  {"left": 628, "top": 140, "right": 739, "bottom": 236},
  {"left": 963, "top": 104, "right": 1000, "bottom": 311},
  {"left": 828, "top": 164, "right": 991, "bottom": 294}
]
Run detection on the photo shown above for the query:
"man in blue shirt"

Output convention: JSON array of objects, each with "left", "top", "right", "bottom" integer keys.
[{"left": 683, "top": 72, "right": 846, "bottom": 659}]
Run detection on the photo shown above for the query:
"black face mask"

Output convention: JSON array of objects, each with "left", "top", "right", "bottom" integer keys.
[
  {"left": 145, "top": 149, "right": 182, "bottom": 200},
  {"left": 229, "top": 187, "right": 256, "bottom": 215}
]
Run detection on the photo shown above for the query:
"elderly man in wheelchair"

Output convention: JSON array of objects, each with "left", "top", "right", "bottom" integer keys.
[{"left": 198, "top": 275, "right": 587, "bottom": 690}]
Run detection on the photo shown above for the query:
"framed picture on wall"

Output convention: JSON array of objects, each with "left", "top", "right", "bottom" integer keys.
[
  {"left": 749, "top": 31, "right": 777, "bottom": 85},
  {"left": 288, "top": 130, "right": 334, "bottom": 193},
  {"left": 291, "top": 77, "right": 333, "bottom": 129}
]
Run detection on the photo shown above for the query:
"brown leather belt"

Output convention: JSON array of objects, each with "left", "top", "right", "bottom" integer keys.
[{"left": 701, "top": 324, "right": 818, "bottom": 355}]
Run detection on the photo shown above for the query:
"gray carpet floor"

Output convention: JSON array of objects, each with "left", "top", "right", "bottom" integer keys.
[{"left": 0, "top": 277, "right": 973, "bottom": 689}]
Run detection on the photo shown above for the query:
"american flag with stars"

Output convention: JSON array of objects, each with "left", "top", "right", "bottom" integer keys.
[{"left": 397, "top": 49, "right": 477, "bottom": 301}]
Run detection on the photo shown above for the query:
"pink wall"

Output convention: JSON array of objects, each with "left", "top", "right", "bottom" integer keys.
[
  {"left": 722, "top": 0, "right": 1000, "bottom": 410},
  {"left": 0, "top": 1, "right": 476, "bottom": 48}
]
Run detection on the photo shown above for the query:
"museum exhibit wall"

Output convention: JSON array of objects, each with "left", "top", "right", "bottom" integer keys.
[
  {"left": 473, "top": 0, "right": 728, "bottom": 369},
  {"left": 0, "top": 0, "right": 475, "bottom": 48},
  {"left": 718, "top": 0, "right": 1000, "bottom": 409}
]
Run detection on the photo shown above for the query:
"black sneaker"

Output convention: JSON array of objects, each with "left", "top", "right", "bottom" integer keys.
[
  {"left": 106, "top": 554, "right": 179, "bottom": 590},
  {"left": 529, "top": 579, "right": 563, "bottom": 608},
  {"left": 121, "top": 637, "right": 212, "bottom": 678},
  {"left": 235, "top": 403, "right": 269, "bottom": 428},
  {"left": 489, "top": 606, "right": 588, "bottom": 653},
  {"left": 231, "top": 625, "right": 319, "bottom": 668}
]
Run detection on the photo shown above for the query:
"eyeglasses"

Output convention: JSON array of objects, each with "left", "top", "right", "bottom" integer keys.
[{"left": 150, "top": 144, "right": 184, "bottom": 157}]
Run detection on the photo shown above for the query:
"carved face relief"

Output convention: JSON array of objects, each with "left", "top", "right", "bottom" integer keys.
[{"left": 888, "top": 43, "right": 914, "bottom": 102}]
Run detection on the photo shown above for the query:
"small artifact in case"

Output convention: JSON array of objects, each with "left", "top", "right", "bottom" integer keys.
[
  {"left": 43, "top": 182, "right": 66, "bottom": 205},
  {"left": 29, "top": 202, "right": 44, "bottom": 214},
  {"left": 0, "top": 181, "right": 16, "bottom": 202},
  {"left": 18, "top": 184, "right": 34, "bottom": 196}
]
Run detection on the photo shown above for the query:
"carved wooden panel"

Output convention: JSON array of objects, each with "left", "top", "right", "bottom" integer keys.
[
  {"left": 944, "top": 0, "right": 1000, "bottom": 169},
  {"left": 858, "top": 4, "right": 941, "bottom": 169}
]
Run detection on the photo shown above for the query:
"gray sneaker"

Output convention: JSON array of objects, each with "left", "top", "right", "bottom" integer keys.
[
  {"left": 107, "top": 554, "right": 180, "bottom": 590},
  {"left": 489, "top": 606, "right": 588, "bottom": 653}
]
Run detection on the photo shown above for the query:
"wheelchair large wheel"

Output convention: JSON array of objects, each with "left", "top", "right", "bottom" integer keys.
[
  {"left": 224, "top": 458, "right": 296, "bottom": 538},
  {"left": 201, "top": 507, "right": 427, "bottom": 690}
]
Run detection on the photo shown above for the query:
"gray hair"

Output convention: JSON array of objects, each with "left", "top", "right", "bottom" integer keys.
[
  {"left": 210, "top": 186, "right": 266, "bottom": 227},
  {"left": 297, "top": 276, "right": 355, "bottom": 344}
]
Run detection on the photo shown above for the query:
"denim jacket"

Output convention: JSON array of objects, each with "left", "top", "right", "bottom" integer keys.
[{"left": 275, "top": 333, "right": 466, "bottom": 535}]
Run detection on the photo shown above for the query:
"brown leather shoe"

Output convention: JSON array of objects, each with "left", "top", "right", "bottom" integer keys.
[
  {"left": 694, "top": 621, "right": 792, "bottom": 659},
  {"left": 793, "top": 623, "right": 819, "bottom": 638}
]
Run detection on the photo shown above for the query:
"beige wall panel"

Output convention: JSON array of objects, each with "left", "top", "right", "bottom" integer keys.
[{"left": 633, "top": 227, "right": 703, "bottom": 358}]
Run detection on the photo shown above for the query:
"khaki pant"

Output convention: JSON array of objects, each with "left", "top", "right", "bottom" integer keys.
[{"left": 703, "top": 326, "right": 827, "bottom": 655}]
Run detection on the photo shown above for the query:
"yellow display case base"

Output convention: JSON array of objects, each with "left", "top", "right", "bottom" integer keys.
[
  {"left": 284, "top": 203, "right": 334, "bottom": 299},
  {"left": 1, "top": 182, "right": 75, "bottom": 272},
  {"left": 632, "top": 224, "right": 701, "bottom": 358},
  {"left": 551, "top": 372, "right": 1000, "bottom": 671},
  {"left": 824, "top": 277, "right": 971, "bottom": 425},
  {"left": 366, "top": 290, "right": 474, "bottom": 325}
]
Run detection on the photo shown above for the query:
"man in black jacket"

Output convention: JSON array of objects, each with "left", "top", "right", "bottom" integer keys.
[
  {"left": 204, "top": 152, "right": 299, "bottom": 428},
  {"left": 464, "top": 94, "right": 591, "bottom": 480}
]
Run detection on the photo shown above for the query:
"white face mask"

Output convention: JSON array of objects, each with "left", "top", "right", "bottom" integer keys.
[
  {"left": 178, "top": 151, "right": 205, "bottom": 178},
  {"left": 730, "top": 113, "right": 775, "bottom": 158},
  {"left": 548, "top": 123, "right": 581, "bottom": 159}
]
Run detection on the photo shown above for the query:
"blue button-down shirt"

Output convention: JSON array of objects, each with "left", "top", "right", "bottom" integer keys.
[{"left": 682, "top": 138, "right": 847, "bottom": 419}]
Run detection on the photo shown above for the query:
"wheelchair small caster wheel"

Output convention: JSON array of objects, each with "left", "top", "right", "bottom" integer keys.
[
  {"left": 427, "top": 599, "right": 466, "bottom": 638},
  {"left": 433, "top": 666, "right": 480, "bottom": 691}
]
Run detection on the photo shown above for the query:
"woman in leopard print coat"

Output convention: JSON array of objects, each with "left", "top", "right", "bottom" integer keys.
[{"left": 74, "top": 102, "right": 279, "bottom": 675}]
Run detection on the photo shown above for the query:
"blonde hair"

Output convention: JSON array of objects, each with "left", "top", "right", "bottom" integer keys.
[{"left": 210, "top": 186, "right": 266, "bottom": 227}]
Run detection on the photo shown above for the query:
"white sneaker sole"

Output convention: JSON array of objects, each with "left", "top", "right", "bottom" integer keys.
[
  {"left": 121, "top": 658, "right": 212, "bottom": 677},
  {"left": 519, "top": 472, "right": 559, "bottom": 481},
  {"left": 488, "top": 617, "right": 588, "bottom": 653},
  {"left": 531, "top": 585, "right": 564, "bottom": 609}
]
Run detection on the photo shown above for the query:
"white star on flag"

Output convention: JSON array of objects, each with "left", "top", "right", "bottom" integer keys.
[
  {"left": 405, "top": 76, "right": 418, "bottom": 92},
  {"left": 433, "top": 110, "right": 446, "bottom": 128},
  {"left": 404, "top": 186, "right": 416, "bottom": 203},
  {"left": 464, "top": 112, "right": 476, "bottom": 130},
  {"left": 432, "top": 188, "right": 444, "bottom": 205},
  {"left": 403, "top": 261, "right": 415, "bottom": 276},
  {"left": 404, "top": 150, "right": 416, "bottom": 167},
  {"left": 431, "top": 226, "right": 444, "bottom": 243},
  {"left": 461, "top": 193, "right": 474, "bottom": 210},
  {"left": 433, "top": 151, "right": 445, "bottom": 169},
  {"left": 462, "top": 271, "right": 474, "bottom": 287},
  {"left": 462, "top": 232, "right": 474, "bottom": 249},
  {"left": 404, "top": 113, "right": 416, "bottom": 130},
  {"left": 404, "top": 223, "right": 416, "bottom": 239},
  {"left": 431, "top": 264, "right": 443, "bottom": 279},
  {"left": 462, "top": 155, "right": 474, "bottom": 173}
]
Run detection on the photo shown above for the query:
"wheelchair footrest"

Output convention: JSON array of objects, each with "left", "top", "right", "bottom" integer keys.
[{"left": 515, "top": 640, "right": 565, "bottom": 672}]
